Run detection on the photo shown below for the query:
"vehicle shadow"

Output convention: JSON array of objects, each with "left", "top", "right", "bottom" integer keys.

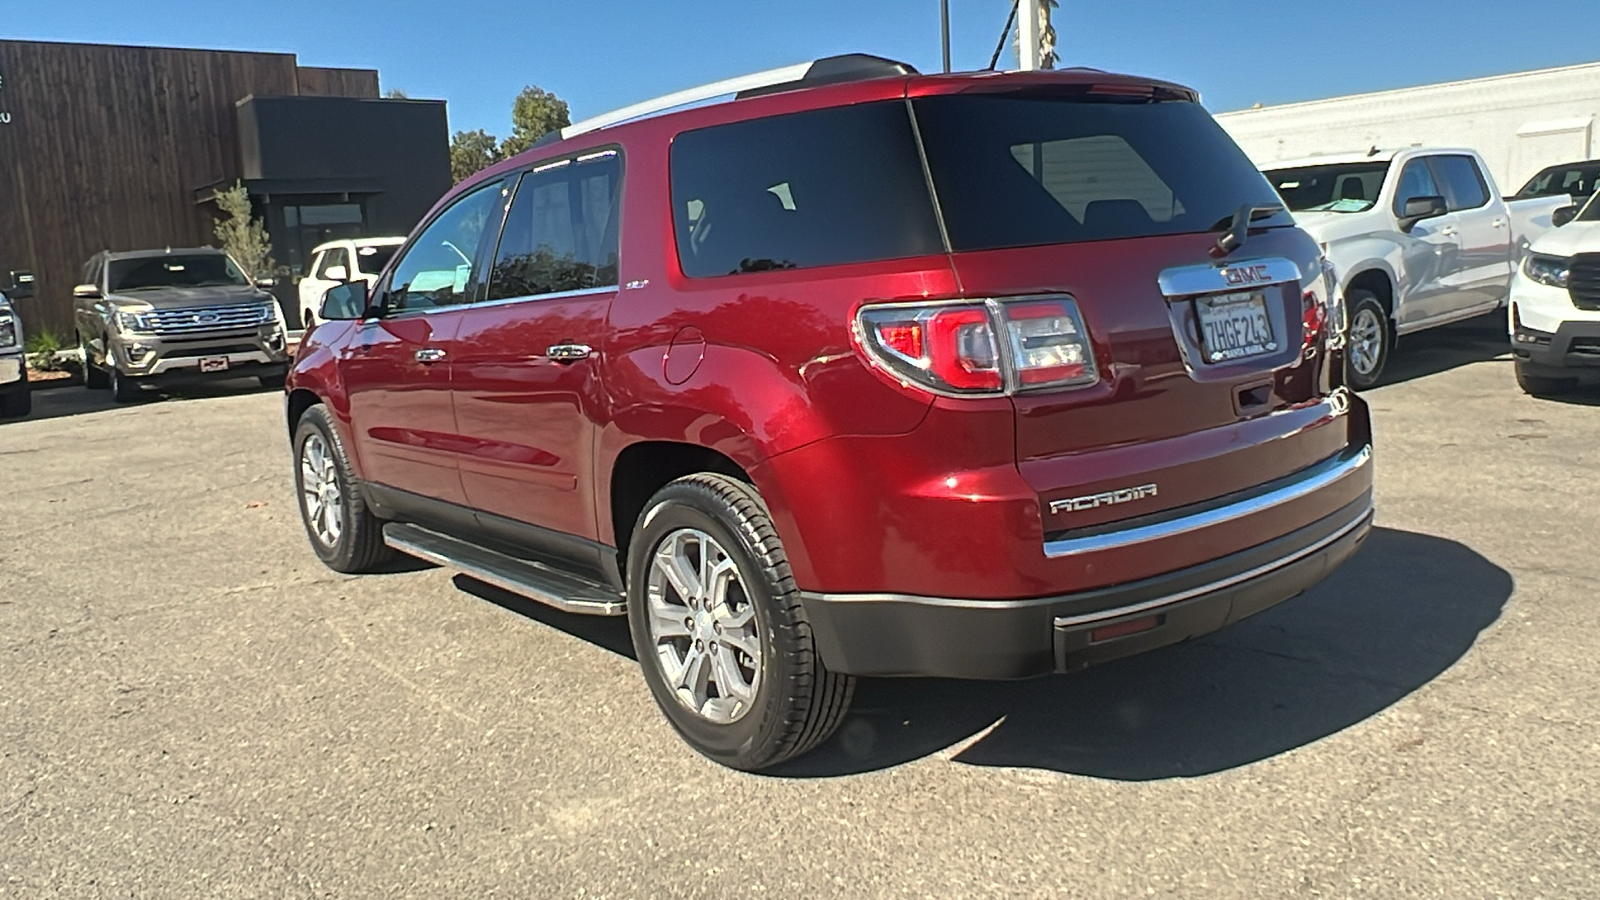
[
  {"left": 1379, "top": 312, "right": 1511, "bottom": 386},
  {"left": 9, "top": 378, "right": 284, "bottom": 424},
  {"left": 770, "top": 527, "right": 1511, "bottom": 780}
]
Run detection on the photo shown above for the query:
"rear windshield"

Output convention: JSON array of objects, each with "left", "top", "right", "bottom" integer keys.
[
  {"left": 108, "top": 254, "right": 248, "bottom": 291},
  {"left": 355, "top": 244, "right": 399, "bottom": 276},
  {"left": 1263, "top": 162, "right": 1391, "bottom": 213},
  {"left": 914, "top": 95, "right": 1292, "bottom": 251},
  {"left": 669, "top": 101, "right": 944, "bottom": 277}
]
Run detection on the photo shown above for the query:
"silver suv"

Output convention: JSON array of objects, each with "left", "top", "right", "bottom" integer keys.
[{"left": 74, "top": 248, "right": 291, "bottom": 402}]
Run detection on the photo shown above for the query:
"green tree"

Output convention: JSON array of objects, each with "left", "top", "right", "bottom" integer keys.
[
  {"left": 450, "top": 128, "right": 504, "bottom": 184},
  {"left": 212, "top": 181, "right": 274, "bottom": 279},
  {"left": 499, "top": 85, "right": 571, "bottom": 158}
]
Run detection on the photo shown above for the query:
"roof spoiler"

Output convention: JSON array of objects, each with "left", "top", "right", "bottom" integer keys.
[{"left": 556, "top": 53, "right": 918, "bottom": 142}]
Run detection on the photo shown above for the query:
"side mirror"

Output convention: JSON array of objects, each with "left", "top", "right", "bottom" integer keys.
[
  {"left": 1398, "top": 195, "right": 1448, "bottom": 232},
  {"left": 72, "top": 283, "right": 102, "bottom": 300},
  {"left": 319, "top": 281, "right": 369, "bottom": 321},
  {"left": 1552, "top": 205, "right": 1578, "bottom": 228},
  {"left": 323, "top": 265, "right": 349, "bottom": 283},
  {"left": 7, "top": 271, "right": 34, "bottom": 300}
]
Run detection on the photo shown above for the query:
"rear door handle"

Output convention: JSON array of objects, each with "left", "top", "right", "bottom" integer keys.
[
  {"left": 1491, "top": 218, "right": 1507, "bottom": 228},
  {"left": 415, "top": 348, "right": 447, "bottom": 364},
  {"left": 546, "top": 343, "right": 593, "bottom": 362},
  {"left": 1439, "top": 226, "right": 1459, "bottom": 237}
]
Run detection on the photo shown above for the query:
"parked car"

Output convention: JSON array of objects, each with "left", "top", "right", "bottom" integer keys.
[
  {"left": 1509, "top": 191, "right": 1600, "bottom": 394},
  {"left": 286, "top": 56, "right": 1374, "bottom": 770},
  {"left": 1513, "top": 159, "right": 1600, "bottom": 205},
  {"left": 75, "top": 248, "right": 291, "bottom": 403},
  {"left": 297, "top": 237, "right": 405, "bottom": 329},
  {"left": 1263, "top": 148, "right": 1569, "bottom": 388},
  {"left": 0, "top": 271, "right": 35, "bottom": 420}
]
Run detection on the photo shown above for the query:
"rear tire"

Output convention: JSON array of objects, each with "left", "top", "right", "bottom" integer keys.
[
  {"left": 1515, "top": 360, "right": 1576, "bottom": 397},
  {"left": 1343, "top": 291, "right": 1391, "bottom": 391},
  {"left": 82, "top": 336, "right": 110, "bottom": 390},
  {"left": 627, "top": 473, "right": 854, "bottom": 771},
  {"left": 110, "top": 365, "right": 142, "bottom": 403},
  {"left": 292, "top": 404, "right": 394, "bottom": 573}
]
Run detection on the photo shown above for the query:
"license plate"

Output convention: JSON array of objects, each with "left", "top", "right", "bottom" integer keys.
[
  {"left": 199, "top": 356, "right": 230, "bottom": 373},
  {"left": 1197, "top": 291, "right": 1277, "bottom": 362}
]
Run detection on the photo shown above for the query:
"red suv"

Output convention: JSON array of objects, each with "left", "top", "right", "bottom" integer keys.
[{"left": 287, "top": 56, "right": 1373, "bottom": 770}]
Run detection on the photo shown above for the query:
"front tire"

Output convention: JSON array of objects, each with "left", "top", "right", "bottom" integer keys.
[
  {"left": 0, "top": 375, "right": 31, "bottom": 420},
  {"left": 82, "top": 336, "right": 110, "bottom": 390},
  {"left": 1514, "top": 360, "right": 1576, "bottom": 397},
  {"left": 110, "top": 365, "right": 143, "bottom": 403},
  {"left": 1343, "top": 290, "right": 1391, "bottom": 391},
  {"left": 292, "top": 405, "right": 394, "bottom": 573},
  {"left": 627, "top": 473, "right": 854, "bottom": 771}
]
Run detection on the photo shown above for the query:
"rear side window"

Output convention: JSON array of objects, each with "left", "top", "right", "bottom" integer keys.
[
  {"left": 913, "top": 95, "right": 1291, "bottom": 251},
  {"left": 488, "top": 150, "right": 623, "bottom": 300},
  {"left": 670, "top": 102, "right": 944, "bottom": 277},
  {"left": 1427, "top": 155, "right": 1489, "bottom": 211}
]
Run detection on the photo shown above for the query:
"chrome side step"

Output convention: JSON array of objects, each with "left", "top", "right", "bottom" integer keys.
[{"left": 383, "top": 522, "right": 626, "bottom": 617}]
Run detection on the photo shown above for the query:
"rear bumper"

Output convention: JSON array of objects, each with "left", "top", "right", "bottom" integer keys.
[{"left": 800, "top": 451, "right": 1373, "bottom": 679}]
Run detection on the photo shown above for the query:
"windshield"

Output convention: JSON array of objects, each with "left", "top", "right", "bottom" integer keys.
[
  {"left": 354, "top": 244, "right": 400, "bottom": 276},
  {"left": 109, "top": 254, "right": 249, "bottom": 291},
  {"left": 1516, "top": 163, "right": 1600, "bottom": 200},
  {"left": 1264, "top": 162, "right": 1391, "bottom": 213},
  {"left": 913, "top": 95, "right": 1293, "bottom": 251}
]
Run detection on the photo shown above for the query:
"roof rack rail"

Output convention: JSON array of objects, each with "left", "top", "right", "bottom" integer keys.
[{"left": 558, "top": 53, "right": 918, "bottom": 142}]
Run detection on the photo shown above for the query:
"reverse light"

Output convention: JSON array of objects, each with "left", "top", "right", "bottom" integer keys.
[
  {"left": 1522, "top": 254, "right": 1571, "bottom": 289},
  {"left": 856, "top": 296, "right": 1097, "bottom": 396}
]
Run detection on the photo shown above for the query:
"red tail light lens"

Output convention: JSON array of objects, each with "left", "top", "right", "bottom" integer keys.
[{"left": 856, "top": 296, "right": 1097, "bottom": 396}]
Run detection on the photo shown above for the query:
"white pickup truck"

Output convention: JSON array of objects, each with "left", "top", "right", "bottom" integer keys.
[{"left": 1263, "top": 148, "right": 1570, "bottom": 388}]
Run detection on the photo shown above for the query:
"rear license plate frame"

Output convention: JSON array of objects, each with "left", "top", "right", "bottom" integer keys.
[{"left": 1195, "top": 290, "right": 1277, "bottom": 363}]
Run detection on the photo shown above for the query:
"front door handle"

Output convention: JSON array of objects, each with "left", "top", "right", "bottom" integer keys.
[
  {"left": 546, "top": 343, "right": 593, "bottom": 363},
  {"left": 415, "top": 348, "right": 447, "bottom": 364},
  {"left": 1491, "top": 217, "right": 1507, "bottom": 228}
]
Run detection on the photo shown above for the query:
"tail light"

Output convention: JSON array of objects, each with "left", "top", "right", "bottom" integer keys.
[{"left": 855, "top": 296, "right": 1098, "bottom": 397}]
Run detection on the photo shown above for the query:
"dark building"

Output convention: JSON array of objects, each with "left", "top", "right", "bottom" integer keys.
[{"left": 0, "top": 39, "right": 450, "bottom": 335}]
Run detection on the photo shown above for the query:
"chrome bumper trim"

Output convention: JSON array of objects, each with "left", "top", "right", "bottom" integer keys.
[
  {"left": 146, "top": 350, "right": 278, "bottom": 375},
  {"left": 1052, "top": 502, "right": 1372, "bottom": 628},
  {"left": 0, "top": 355, "right": 21, "bottom": 384},
  {"left": 1043, "top": 444, "right": 1372, "bottom": 559}
]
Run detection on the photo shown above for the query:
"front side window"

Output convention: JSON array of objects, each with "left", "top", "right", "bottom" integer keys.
[
  {"left": 316, "top": 248, "right": 350, "bottom": 280},
  {"left": 1393, "top": 160, "right": 1444, "bottom": 213},
  {"left": 1427, "top": 156, "right": 1489, "bottom": 211},
  {"left": 669, "top": 102, "right": 944, "bottom": 277},
  {"left": 487, "top": 150, "right": 622, "bottom": 300},
  {"left": 385, "top": 181, "right": 503, "bottom": 312},
  {"left": 108, "top": 254, "right": 248, "bottom": 292}
]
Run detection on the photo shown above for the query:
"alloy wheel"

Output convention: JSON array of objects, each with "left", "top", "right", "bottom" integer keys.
[
  {"left": 645, "top": 527, "right": 762, "bottom": 724},
  {"left": 299, "top": 432, "right": 345, "bottom": 547},
  {"left": 1348, "top": 307, "right": 1384, "bottom": 376}
]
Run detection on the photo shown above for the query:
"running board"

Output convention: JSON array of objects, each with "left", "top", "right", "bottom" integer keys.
[{"left": 382, "top": 523, "right": 626, "bottom": 617}]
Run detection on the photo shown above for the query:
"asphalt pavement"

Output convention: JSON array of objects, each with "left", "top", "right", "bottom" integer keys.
[{"left": 2, "top": 317, "right": 1596, "bottom": 898}]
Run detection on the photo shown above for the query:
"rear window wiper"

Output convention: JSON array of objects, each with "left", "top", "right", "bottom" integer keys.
[{"left": 1210, "top": 204, "right": 1285, "bottom": 259}]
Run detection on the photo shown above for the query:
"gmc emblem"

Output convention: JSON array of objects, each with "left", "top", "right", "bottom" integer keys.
[{"left": 1222, "top": 264, "right": 1272, "bottom": 286}]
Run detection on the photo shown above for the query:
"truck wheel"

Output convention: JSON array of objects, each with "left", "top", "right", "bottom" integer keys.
[
  {"left": 292, "top": 404, "right": 394, "bottom": 573},
  {"left": 1514, "top": 361, "right": 1575, "bottom": 397},
  {"left": 0, "top": 374, "right": 31, "bottom": 420},
  {"left": 1343, "top": 291, "right": 1391, "bottom": 391},
  {"left": 627, "top": 473, "right": 854, "bottom": 771},
  {"left": 81, "top": 336, "right": 110, "bottom": 390},
  {"left": 110, "top": 366, "right": 143, "bottom": 403}
]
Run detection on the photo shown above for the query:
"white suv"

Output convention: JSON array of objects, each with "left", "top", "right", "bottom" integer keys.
[
  {"left": 1509, "top": 195, "right": 1600, "bottom": 395},
  {"left": 296, "top": 237, "right": 405, "bottom": 328}
]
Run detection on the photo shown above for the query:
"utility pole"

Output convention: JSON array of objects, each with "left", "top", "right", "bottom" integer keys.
[
  {"left": 1017, "top": 0, "right": 1042, "bottom": 70},
  {"left": 938, "top": 0, "right": 951, "bottom": 73}
]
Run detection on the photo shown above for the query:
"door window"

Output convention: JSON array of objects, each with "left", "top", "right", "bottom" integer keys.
[
  {"left": 1393, "top": 160, "right": 1444, "bottom": 214},
  {"left": 315, "top": 248, "right": 350, "bottom": 280},
  {"left": 487, "top": 151, "right": 623, "bottom": 300},
  {"left": 1427, "top": 155, "right": 1490, "bottom": 211},
  {"left": 305, "top": 251, "right": 325, "bottom": 280},
  {"left": 385, "top": 181, "right": 504, "bottom": 312}
]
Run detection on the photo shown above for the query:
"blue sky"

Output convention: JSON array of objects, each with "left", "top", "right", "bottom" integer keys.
[{"left": 8, "top": 0, "right": 1599, "bottom": 138}]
